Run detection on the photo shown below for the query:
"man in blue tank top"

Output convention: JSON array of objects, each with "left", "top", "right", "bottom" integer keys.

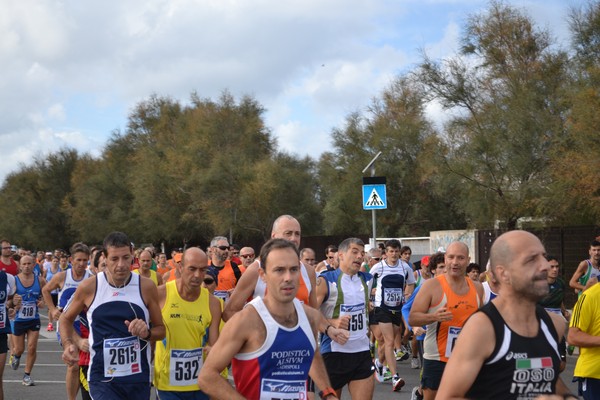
[
  {"left": 437, "top": 230, "right": 577, "bottom": 400},
  {"left": 59, "top": 232, "right": 165, "bottom": 400},
  {"left": 9, "top": 255, "right": 47, "bottom": 386}
]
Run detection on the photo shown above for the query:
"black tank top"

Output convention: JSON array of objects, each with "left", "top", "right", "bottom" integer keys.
[{"left": 466, "top": 302, "right": 561, "bottom": 399}]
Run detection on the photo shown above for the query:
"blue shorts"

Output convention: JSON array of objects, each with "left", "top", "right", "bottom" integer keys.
[
  {"left": 89, "top": 381, "right": 151, "bottom": 400},
  {"left": 157, "top": 389, "right": 209, "bottom": 400},
  {"left": 578, "top": 377, "right": 600, "bottom": 400},
  {"left": 12, "top": 319, "right": 41, "bottom": 336}
]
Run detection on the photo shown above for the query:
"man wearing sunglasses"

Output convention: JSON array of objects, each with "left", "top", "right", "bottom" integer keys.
[
  {"left": 208, "top": 237, "right": 245, "bottom": 303},
  {"left": 238, "top": 247, "right": 256, "bottom": 269}
]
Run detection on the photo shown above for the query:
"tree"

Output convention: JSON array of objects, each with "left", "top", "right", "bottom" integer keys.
[
  {"left": 318, "top": 76, "right": 462, "bottom": 237},
  {"left": 415, "top": 0, "right": 570, "bottom": 229}
]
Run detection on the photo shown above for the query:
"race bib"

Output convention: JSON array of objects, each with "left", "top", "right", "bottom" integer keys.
[
  {"left": 332, "top": 303, "right": 367, "bottom": 353},
  {"left": 214, "top": 290, "right": 229, "bottom": 302},
  {"left": 383, "top": 288, "right": 403, "bottom": 307},
  {"left": 445, "top": 326, "right": 461, "bottom": 358},
  {"left": 169, "top": 348, "right": 203, "bottom": 386},
  {"left": 259, "top": 378, "right": 307, "bottom": 399},
  {"left": 17, "top": 302, "right": 36, "bottom": 320},
  {"left": 103, "top": 336, "right": 142, "bottom": 378},
  {"left": 0, "top": 307, "right": 5, "bottom": 328}
]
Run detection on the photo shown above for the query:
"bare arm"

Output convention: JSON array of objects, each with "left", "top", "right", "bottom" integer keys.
[
  {"left": 408, "top": 279, "right": 451, "bottom": 327},
  {"left": 222, "top": 261, "right": 260, "bottom": 321},
  {"left": 156, "top": 272, "right": 163, "bottom": 286},
  {"left": 59, "top": 278, "right": 95, "bottom": 365},
  {"left": 436, "top": 312, "right": 495, "bottom": 399},
  {"left": 569, "top": 262, "right": 587, "bottom": 291},
  {"left": 567, "top": 327, "right": 600, "bottom": 347},
  {"left": 304, "top": 262, "right": 318, "bottom": 309},
  {"left": 304, "top": 307, "right": 338, "bottom": 399},
  {"left": 42, "top": 271, "right": 65, "bottom": 320},
  {"left": 206, "top": 294, "right": 222, "bottom": 347},
  {"left": 132, "top": 278, "right": 165, "bottom": 342},
  {"left": 198, "top": 310, "right": 252, "bottom": 400}
]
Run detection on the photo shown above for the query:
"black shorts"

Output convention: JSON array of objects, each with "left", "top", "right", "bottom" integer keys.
[
  {"left": 12, "top": 319, "right": 41, "bottom": 336},
  {"left": 0, "top": 333, "right": 7, "bottom": 354},
  {"left": 374, "top": 307, "right": 402, "bottom": 326},
  {"left": 89, "top": 382, "right": 151, "bottom": 400},
  {"left": 421, "top": 358, "right": 446, "bottom": 390},
  {"left": 368, "top": 310, "right": 377, "bottom": 325},
  {"left": 322, "top": 351, "right": 374, "bottom": 390},
  {"left": 51, "top": 293, "right": 58, "bottom": 307}
]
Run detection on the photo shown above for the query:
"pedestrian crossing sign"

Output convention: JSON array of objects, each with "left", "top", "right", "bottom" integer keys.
[{"left": 362, "top": 176, "right": 387, "bottom": 210}]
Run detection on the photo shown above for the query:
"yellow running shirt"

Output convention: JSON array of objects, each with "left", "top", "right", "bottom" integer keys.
[{"left": 154, "top": 281, "right": 212, "bottom": 391}]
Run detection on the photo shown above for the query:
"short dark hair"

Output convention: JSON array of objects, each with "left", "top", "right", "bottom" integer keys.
[
  {"left": 325, "top": 245, "right": 338, "bottom": 253},
  {"left": 385, "top": 239, "right": 401, "bottom": 249},
  {"left": 428, "top": 252, "right": 446, "bottom": 274},
  {"left": 400, "top": 246, "right": 412, "bottom": 254},
  {"left": 259, "top": 238, "right": 299, "bottom": 271},
  {"left": 546, "top": 255, "right": 558, "bottom": 263},
  {"left": 103, "top": 232, "right": 132, "bottom": 256},
  {"left": 591, "top": 240, "right": 600, "bottom": 248},
  {"left": 70, "top": 242, "right": 90, "bottom": 256},
  {"left": 466, "top": 263, "right": 480, "bottom": 274}
]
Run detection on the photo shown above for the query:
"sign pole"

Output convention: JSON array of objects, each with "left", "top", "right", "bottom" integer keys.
[{"left": 362, "top": 152, "right": 383, "bottom": 249}]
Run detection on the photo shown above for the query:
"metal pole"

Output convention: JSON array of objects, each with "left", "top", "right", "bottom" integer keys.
[{"left": 362, "top": 152, "right": 382, "bottom": 250}]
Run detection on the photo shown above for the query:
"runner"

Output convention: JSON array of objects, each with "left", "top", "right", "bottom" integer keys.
[
  {"left": 0, "top": 269, "right": 18, "bottom": 400},
  {"left": 42, "top": 242, "right": 92, "bottom": 400},
  {"left": 408, "top": 242, "right": 483, "bottom": 400},
  {"left": 569, "top": 239, "right": 600, "bottom": 296},
  {"left": 198, "top": 238, "right": 338, "bottom": 400},
  {"left": 437, "top": 230, "right": 575, "bottom": 399},
  {"left": 9, "top": 255, "right": 47, "bottom": 386},
  {"left": 154, "top": 247, "right": 221, "bottom": 399},
  {"left": 59, "top": 232, "right": 165, "bottom": 400},
  {"left": 370, "top": 239, "right": 415, "bottom": 391},
  {"left": 317, "top": 238, "right": 375, "bottom": 398}
]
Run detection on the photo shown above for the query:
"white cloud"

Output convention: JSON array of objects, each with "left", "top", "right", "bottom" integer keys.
[{"left": 0, "top": 0, "right": 587, "bottom": 184}]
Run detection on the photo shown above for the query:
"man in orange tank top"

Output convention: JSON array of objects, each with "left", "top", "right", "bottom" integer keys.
[{"left": 408, "top": 242, "right": 483, "bottom": 400}]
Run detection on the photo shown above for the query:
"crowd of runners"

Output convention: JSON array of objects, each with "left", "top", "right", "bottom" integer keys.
[{"left": 0, "top": 220, "right": 598, "bottom": 399}]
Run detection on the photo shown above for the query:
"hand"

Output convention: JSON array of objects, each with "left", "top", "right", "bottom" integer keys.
[
  {"left": 413, "top": 326, "right": 426, "bottom": 336},
  {"left": 434, "top": 307, "right": 453, "bottom": 322},
  {"left": 75, "top": 337, "right": 90, "bottom": 353},
  {"left": 62, "top": 343, "right": 79, "bottom": 367},
  {"left": 203, "top": 345, "right": 212, "bottom": 357},
  {"left": 12, "top": 294, "right": 22, "bottom": 309},
  {"left": 335, "top": 315, "right": 350, "bottom": 330},
  {"left": 328, "top": 327, "right": 350, "bottom": 345},
  {"left": 37, "top": 299, "right": 46, "bottom": 309},
  {"left": 124, "top": 318, "right": 149, "bottom": 338},
  {"left": 7, "top": 308, "right": 16, "bottom": 319},
  {"left": 51, "top": 308, "right": 62, "bottom": 320}
]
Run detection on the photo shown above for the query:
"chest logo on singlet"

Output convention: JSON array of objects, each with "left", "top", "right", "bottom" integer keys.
[{"left": 511, "top": 356, "right": 554, "bottom": 396}]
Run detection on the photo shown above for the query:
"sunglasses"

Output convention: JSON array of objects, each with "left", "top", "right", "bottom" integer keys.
[
  {"left": 203, "top": 278, "right": 215, "bottom": 285},
  {"left": 240, "top": 254, "right": 255, "bottom": 259},
  {"left": 372, "top": 257, "right": 381, "bottom": 261},
  {"left": 216, "top": 246, "right": 229, "bottom": 251}
]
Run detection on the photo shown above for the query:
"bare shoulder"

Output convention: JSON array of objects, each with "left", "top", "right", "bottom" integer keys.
[{"left": 547, "top": 311, "right": 567, "bottom": 339}]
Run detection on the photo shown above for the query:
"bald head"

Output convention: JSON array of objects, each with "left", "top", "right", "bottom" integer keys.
[
  {"left": 446, "top": 241, "right": 469, "bottom": 256},
  {"left": 490, "top": 230, "right": 541, "bottom": 270},
  {"left": 182, "top": 247, "right": 208, "bottom": 267},
  {"left": 271, "top": 215, "right": 301, "bottom": 248}
]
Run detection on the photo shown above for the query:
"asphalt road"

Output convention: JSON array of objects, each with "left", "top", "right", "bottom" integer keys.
[{"left": 4, "top": 311, "right": 581, "bottom": 399}]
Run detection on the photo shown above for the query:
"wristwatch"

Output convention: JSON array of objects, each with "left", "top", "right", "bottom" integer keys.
[{"left": 318, "top": 387, "right": 337, "bottom": 399}]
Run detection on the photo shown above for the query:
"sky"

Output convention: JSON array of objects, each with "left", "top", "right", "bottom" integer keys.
[{"left": 0, "top": 0, "right": 587, "bottom": 184}]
